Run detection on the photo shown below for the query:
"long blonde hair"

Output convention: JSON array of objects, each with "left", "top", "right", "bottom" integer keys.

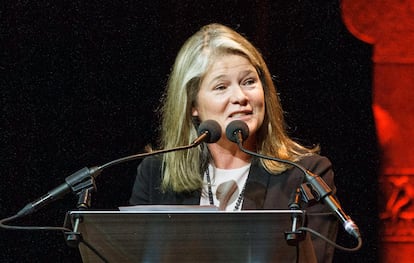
[{"left": 158, "top": 23, "right": 318, "bottom": 193}]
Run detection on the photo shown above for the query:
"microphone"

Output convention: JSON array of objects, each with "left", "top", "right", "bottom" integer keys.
[
  {"left": 15, "top": 120, "right": 222, "bottom": 218},
  {"left": 225, "top": 120, "right": 361, "bottom": 239},
  {"left": 285, "top": 187, "right": 306, "bottom": 245},
  {"left": 193, "top": 119, "right": 222, "bottom": 144},
  {"left": 226, "top": 120, "right": 249, "bottom": 144},
  {"left": 16, "top": 167, "right": 99, "bottom": 218}
]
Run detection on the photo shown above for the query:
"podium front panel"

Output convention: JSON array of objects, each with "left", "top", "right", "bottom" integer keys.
[{"left": 67, "top": 210, "right": 313, "bottom": 263}]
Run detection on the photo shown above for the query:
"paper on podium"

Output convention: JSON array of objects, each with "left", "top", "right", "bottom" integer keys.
[{"left": 119, "top": 204, "right": 219, "bottom": 211}]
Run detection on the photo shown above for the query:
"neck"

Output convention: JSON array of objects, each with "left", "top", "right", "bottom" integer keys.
[{"left": 208, "top": 138, "right": 254, "bottom": 169}]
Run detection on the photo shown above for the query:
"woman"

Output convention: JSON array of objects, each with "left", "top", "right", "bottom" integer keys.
[{"left": 130, "top": 23, "right": 338, "bottom": 262}]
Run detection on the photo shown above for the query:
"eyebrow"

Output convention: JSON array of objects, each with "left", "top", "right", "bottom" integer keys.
[{"left": 208, "top": 69, "right": 256, "bottom": 85}]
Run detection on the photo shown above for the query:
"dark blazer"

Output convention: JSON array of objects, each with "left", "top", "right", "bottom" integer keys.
[{"left": 130, "top": 154, "right": 338, "bottom": 263}]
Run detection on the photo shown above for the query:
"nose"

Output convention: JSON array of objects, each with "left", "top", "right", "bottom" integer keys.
[{"left": 230, "top": 85, "right": 248, "bottom": 105}]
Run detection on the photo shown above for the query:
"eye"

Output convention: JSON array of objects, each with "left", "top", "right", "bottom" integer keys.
[
  {"left": 214, "top": 84, "right": 227, "bottom": 90},
  {"left": 242, "top": 78, "right": 256, "bottom": 87}
]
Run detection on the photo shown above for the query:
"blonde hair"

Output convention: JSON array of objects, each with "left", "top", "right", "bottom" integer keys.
[{"left": 158, "top": 23, "right": 318, "bottom": 192}]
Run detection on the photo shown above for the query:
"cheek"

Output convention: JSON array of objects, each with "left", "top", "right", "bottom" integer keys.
[
  {"left": 253, "top": 92, "right": 266, "bottom": 123},
  {"left": 252, "top": 90, "right": 265, "bottom": 110},
  {"left": 197, "top": 98, "right": 228, "bottom": 118}
]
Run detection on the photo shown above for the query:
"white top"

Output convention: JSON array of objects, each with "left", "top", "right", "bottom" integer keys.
[{"left": 200, "top": 163, "right": 251, "bottom": 211}]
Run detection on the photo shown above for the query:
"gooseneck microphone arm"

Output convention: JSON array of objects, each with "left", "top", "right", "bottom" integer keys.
[
  {"left": 96, "top": 136, "right": 205, "bottom": 172},
  {"left": 0, "top": 120, "right": 221, "bottom": 263},
  {"left": 92, "top": 119, "right": 222, "bottom": 173},
  {"left": 225, "top": 120, "right": 361, "bottom": 241},
  {"left": 9, "top": 120, "right": 222, "bottom": 220},
  {"left": 14, "top": 143, "right": 199, "bottom": 218}
]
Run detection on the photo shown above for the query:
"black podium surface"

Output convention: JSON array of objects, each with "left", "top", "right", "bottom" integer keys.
[{"left": 66, "top": 209, "right": 315, "bottom": 263}]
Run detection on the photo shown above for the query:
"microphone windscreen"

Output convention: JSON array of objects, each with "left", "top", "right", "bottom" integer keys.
[
  {"left": 197, "top": 120, "right": 222, "bottom": 143},
  {"left": 225, "top": 120, "right": 249, "bottom": 143}
]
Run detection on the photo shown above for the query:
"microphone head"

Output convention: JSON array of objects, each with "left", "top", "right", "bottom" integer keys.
[
  {"left": 197, "top": 120, "right": 222, "bottom": 143},
  {"left": 225, "top": 120, "right": 249, "bottom": 143}
]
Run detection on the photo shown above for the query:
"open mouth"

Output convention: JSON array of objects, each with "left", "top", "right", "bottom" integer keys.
[{"left": 229, "top": 111, "right": 252, "bottom": 118}]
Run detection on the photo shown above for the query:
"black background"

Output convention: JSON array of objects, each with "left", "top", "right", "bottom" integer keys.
[{"left": 1, "top": 1, "right": 379, "bottom": 262}]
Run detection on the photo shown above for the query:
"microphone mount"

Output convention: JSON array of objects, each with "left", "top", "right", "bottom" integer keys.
[
  {"left": 226, "top": 120, "right": 361, "bottom": 240},
  {"left": 13, "top": 119, "right": 222, "bottom": 219}
]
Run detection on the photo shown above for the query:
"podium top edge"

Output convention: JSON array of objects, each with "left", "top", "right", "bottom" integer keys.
[{"left": 67, "top": 209, "right": 304, "bottom": 215}]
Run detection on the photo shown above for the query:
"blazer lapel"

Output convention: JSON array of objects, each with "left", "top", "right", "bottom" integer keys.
[{"left": 242, "top": 159, "right": 271, "bottom": 209}]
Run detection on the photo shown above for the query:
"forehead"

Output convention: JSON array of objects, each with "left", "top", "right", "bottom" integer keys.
[{"left": 203, "top": 54, "right": 256, "bottom": 79}]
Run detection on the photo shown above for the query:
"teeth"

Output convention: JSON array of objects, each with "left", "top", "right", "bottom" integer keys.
[{"left": 231, "top": 113, "right": 247, "bottom": 117}]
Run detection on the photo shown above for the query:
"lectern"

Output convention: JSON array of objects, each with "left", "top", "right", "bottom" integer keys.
[{"left": 65, "top": 208, "right": 316, "bottom": 263}]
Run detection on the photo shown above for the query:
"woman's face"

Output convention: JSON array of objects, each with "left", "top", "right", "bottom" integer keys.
[{"left": 192, "top": 54, "right": 265, "bottom": 142}]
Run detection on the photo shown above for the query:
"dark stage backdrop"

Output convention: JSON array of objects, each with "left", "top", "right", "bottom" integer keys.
[{"left": 1, "top": 1, "right": 379, "bottom": 262}]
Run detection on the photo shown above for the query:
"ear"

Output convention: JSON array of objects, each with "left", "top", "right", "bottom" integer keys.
[{"left": 192, "top": 107, "right": 199, "bottom": 117}]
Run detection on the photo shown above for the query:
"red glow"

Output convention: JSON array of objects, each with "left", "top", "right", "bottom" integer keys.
[{"left": 342, "top": 0, "right": 414, "bottom": 262}]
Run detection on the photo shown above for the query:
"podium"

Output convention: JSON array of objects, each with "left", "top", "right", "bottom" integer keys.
[{"left": 65, "top": 208, "right": 316, "bottom": 263}]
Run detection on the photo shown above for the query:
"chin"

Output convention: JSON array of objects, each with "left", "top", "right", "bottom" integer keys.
[{"left": 247, "top": 119, "right": 264, "bottom": 134}]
